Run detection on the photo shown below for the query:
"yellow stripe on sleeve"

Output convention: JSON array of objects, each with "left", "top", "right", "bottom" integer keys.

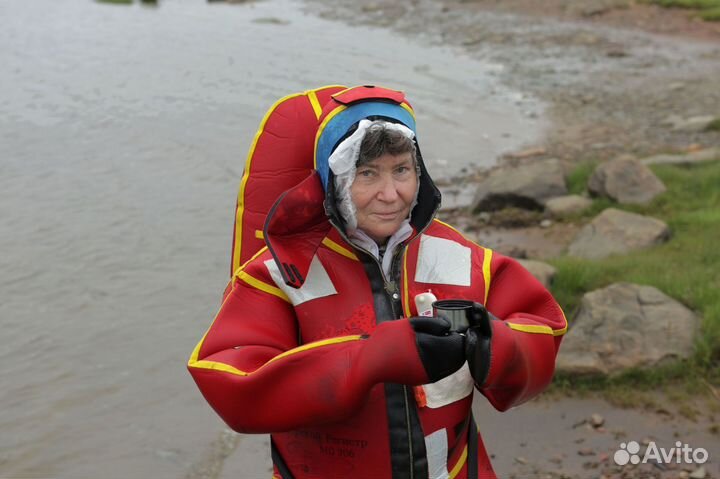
[
  {"left": 507, "top": 318, "right": 567, "bottom": 336},
  {"left": 266, "top": 336, "right": 364, "bottom": 366},
  {"left": 506, "top": 323, "right": 554, "bottom": 335},
  {"left": 189, "top": 336, "right": 364, "bottom": 377},
  {"left": 553, "top": 308, "right": 569, "bottom": 336},
  {"left": 190, "top": 358, "right": 249, "bottom": 376}
]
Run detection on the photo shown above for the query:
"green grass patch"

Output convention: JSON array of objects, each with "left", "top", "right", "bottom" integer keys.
[
  {"left": 650, "top": 0, "right": 720, "bottom": 7},
  {"left": 549, "top": 159, "right": 720, "bottom": 394},
  {"left": 565, "top": 160, "right": 598, "bottom": 195},
  {"left": 643, "top": 0, "right": 720, "bottom": 20},
  {"left": 706, "top": 117, "right": 720, "bottom": 131},
  {"left": 555, "top": 158, "right": 615, "bottom": 220},
  {"left": 700, "top": 6, "right": 720, "bottom": 19},
  {"left": 553, "top": 359, "right": 717, "bottom": 393}
]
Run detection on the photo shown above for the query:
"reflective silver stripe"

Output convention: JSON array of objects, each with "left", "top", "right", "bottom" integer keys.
[
  {"left": 422, "top": 362, "right": 474, "bottom": 409},
  {"left": 264, "top": 256, "right": 337, "bottom": 305},
  {"left": 425, "top": 428, "right": 450, "bottom": 479},
  {"left": 415, "top": 235, "right": 471, "bottom": 286}
]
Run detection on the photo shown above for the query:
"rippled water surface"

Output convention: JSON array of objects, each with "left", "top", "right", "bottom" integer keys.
[{"left": 0, "top": 1, "right": 544, "bottom": 477}]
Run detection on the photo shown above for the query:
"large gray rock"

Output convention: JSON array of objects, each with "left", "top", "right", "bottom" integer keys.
[
  {"left": 567, "top": 208, "right": 669, "bottom": 260},
  {"left": 544, "top": 195, "right": 593, "bottom": 216},
  {"left": 516, "top": 259, "right": 557, "bottom": 288},
  {"left": 587, "top": 157, "right": 666, "bottom": 205},
  {"left": 641, "top": 147, "right": 720, "bottom": 166},
  {"left": 556, "top": 283, "right": 699, "bottom": 375},
  {"left": 472, "top": 159, "right": 567, "bottom": 212},
  {"left": 663, "top": 114, "right": 716, "bottom": 132}
]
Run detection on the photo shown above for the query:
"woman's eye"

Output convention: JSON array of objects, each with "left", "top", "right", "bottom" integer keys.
[
  {"left": 358, "top": 169, "right": 374, "bottom": 177},
  {"left": 395, "top": 166, "right": 410, "bottom": 174}
]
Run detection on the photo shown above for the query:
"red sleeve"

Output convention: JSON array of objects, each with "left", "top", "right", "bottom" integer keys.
[
  {"left": 478, "top": 252, "right": 567, "bottom": 411},
  {"left": 187, "top": 259, "right": 429, "bottom": 434}
]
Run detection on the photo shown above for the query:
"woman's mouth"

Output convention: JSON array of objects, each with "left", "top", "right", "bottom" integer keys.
[{"left": 373, "top": 212, "right": 399, "bottom": 220}]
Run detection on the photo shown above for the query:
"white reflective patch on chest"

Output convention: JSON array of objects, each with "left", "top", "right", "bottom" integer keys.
[
  {"left": 264, "top": 256, "right": 337, "bottom": 306},
  {"left": 422, "top": 362, "right": 474, "bottom": 409},
  {"left": 415, "top": 235, "right": 472, "bottom": 286}
]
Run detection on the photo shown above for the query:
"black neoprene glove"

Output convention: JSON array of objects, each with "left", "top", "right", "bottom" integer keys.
[
  {"left": 464, "top": 303, "right": 494, "bottom": 386},
  {"left": 409, "top": 316, "right": 466, "bottom": 383}
]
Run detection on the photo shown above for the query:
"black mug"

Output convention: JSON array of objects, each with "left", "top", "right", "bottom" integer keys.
[{"left": 432, "top": 299, "right": 489, "bottom": 333}]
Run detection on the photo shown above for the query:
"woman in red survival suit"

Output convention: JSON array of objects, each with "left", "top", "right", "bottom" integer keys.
[{"left": 188, "top": 85, "right": 567, "bottom": 479}]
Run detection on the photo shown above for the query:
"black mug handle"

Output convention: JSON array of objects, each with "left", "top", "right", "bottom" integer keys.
[{"left": 467, "top": 302, "right": 491, "bottom": 337}]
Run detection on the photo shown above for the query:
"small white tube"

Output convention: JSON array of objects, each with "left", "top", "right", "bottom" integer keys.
[{"left": 414, "top": 291, "right": 437, "bottom": 317}]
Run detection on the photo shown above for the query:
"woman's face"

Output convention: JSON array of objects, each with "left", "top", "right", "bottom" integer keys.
[{"left": 350, "top": 151, "right": 418, "bottom": 244}]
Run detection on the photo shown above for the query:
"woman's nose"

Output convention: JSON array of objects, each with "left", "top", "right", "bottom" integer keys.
[{"left": 376, "top": 176, "right": 400, "bottom": 201}]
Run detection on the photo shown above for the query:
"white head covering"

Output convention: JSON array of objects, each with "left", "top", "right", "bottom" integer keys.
[{"left": 328, "top": 119, "right": 418, "bottom": 233}]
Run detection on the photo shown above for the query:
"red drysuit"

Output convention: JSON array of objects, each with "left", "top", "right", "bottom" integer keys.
[
  {"left": 188, "top": 185, "right": 566, "bottom": 479},
  {"left": 188, "top": 86, "right": 566, "bottom": 478}
]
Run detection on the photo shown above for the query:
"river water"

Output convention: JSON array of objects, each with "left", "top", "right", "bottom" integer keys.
[{"left": 0, "top": 1, "right": 544, "bottom": 477}]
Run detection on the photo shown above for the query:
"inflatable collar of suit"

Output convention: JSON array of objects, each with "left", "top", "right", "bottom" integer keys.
[{"left": 263, "top": 85, "right": 441, "bottom": 289}]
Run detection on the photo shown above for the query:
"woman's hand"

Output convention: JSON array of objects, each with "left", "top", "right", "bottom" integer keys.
[{"left": 408, "top": 316, "right": 466, "bottom": 383}]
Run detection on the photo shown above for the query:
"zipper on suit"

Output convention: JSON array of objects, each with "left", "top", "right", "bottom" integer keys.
[
  {"left": 390, "top": 248, "right": 414, "bottom": 478},
  {"left": 403, "top": 385, "right": 414, "bottom": 479},
  {"left": 350, "top": 244, "right": 414, "bottom": 476}
]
